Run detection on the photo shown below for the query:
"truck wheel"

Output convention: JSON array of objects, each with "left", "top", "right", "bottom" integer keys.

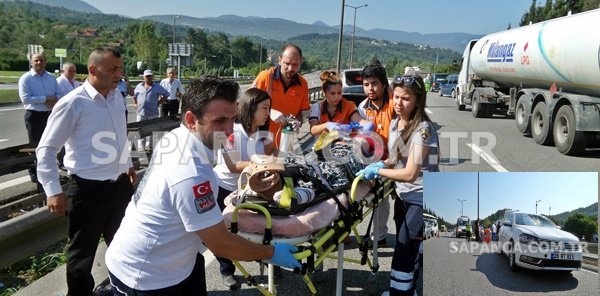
[
  {"left": 471, "top": 91, "right": 486, "bottom": 118},
  {"left": 456, "top": 97, "right": 465, "bottom": 111},
  {"left": 553, "top": 105, "right": 586, "bottom": 155},
  {"left": 531, "top": 102, "right": 553, "bottom": 145},
  {"left": 484, "top": 105, "right": 495, "bottom": 118},
  {"left": 515, "top": 95, "right": 531, "bottom": 134}
]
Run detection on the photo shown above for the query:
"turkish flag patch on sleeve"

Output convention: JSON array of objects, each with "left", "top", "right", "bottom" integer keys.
[{"left": 192, "top": 181, "right": 216, "bottom": 214}]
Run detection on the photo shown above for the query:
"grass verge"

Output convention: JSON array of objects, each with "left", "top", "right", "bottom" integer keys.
[
  {"left": 0, "top": 90, "right": 19, "bottom": 105},
  {"left": 0, "top": 239, "right": 68, "bottom": 296}
]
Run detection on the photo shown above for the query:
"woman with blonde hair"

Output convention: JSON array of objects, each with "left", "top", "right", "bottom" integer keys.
[{"left": 308, "top": 70, "right": 371, "bottom": 136}]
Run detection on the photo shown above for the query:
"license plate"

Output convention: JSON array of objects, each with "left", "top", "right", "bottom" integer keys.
[{"left": 551, "top": 252, "right": 574, "bottom": 260}]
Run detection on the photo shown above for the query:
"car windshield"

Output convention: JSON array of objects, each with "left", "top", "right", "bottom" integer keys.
[
  {"left": 458, "top": 219, "right": 469, "bottom": 226},
  {"left": 514, "top": 213, "right": 556, "bottom": 228},
  {"left": 344, "top": 71, "right": 363, "bottom": 86}
]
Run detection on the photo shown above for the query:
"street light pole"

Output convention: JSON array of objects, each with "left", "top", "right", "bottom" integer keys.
[
  {"left": 536, "top": 200, "right": 541, "bottom": 214},
  {"left": 345, "top": 3, "right": 367, "bottom": 69},
  {"left": 173, "top": 15, "right": 180, "bottom": 80},
  {"left": 173, "top": 15, "right": 180, "bottom": 45},
  {"left": 259, "top": 43, "right": 263, "bottom": 71},
  {"left": 458, "top": 198, "right": 466, "bottom": 217},
  {"left": 335, "top": 0, "right": 346, "bottom": 74}
]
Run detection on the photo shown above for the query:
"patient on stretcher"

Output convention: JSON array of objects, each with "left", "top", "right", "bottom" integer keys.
[{"left": 222, "top": 139, "right": 374, "bottom": 237}]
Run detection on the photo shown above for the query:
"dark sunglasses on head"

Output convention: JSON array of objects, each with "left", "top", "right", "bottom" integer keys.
[{"left": 393, "top": 75, "right": 423, "bottom": 90}]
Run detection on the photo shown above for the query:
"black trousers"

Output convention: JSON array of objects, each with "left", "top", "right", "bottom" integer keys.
[
  {"left": 390, "top": 199, "right": 422, "bottom": 296},
  {"left": 109, "top": 253, "right": 207, "bottom": 296},
  {"left": 24, "top": 110, "right": 50, "bottom": 186},
  {"left": 24, "top": 109, "right": 50, "bottom": 146},
  {"left": 160, "top": 100, "right": 179, "bottom": 117},
  {"left": 66, "top": 173, "right": 134, "bottom": 296},
  {"left": 216, "top": 187, "right": 236, "bottom": 276}
]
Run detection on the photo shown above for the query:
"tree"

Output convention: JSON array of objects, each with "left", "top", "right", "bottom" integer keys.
[
  {"left": 562, "top": 213, "right": 597, "bottom": 241},
  {"left": 231, "top": 36, "right": 256, "bottom": 66},
  {"left": 582, "top": 0, "right": 600, "bottom": 10},
  {"left": 131, "top": 21, "right": 161, "bottom": 70},
  {"left": 184, "top": 27, "right": 209, "bottom": 69}
]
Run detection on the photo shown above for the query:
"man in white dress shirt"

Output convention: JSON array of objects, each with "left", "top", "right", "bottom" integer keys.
[
  {"left": 56, "top": 62, "right": 80, "bottom": 98},
  {"left": 159, "top": 67, "right": 185, "bottom": 117},
  {"left": 36, "top": 47, "right": 136, "bottom": 296},
  {"left": 18, "top": 52, "right": 59, "bottom": 191}
]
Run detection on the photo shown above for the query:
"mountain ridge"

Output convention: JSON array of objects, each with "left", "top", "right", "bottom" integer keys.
[
  {"left": 143, "top": 14, "right": 479, "bottom": 52},
  {"left": 4, "top": 0, "right": 478, "bottom": 52}
]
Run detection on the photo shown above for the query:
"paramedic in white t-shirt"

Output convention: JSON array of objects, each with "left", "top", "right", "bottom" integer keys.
[{"left": 105, "top": 76, "right": 300, "bottom": 296}]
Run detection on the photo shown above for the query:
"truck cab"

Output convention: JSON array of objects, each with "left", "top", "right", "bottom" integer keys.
[{"left": 456, "top": 39, "right": 478, "bottom": 111}]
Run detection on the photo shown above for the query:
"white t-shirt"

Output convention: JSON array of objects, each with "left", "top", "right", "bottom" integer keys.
[
  {"left": 105, "top": 126, "right": 223, "bottom": 290},
  {"left": 213, "top": 123, "right": 267, "bottom": 191}
]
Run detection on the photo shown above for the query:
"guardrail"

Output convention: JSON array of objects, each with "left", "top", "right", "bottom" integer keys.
[
  {"left": 0, "top": 86, "right": 322, "bottom": 268},
  {"left": 0, "top": 87, "right": 321, "bottom": 180},
  {"left": 0, "top": 120, "right": 184, "bottom": 268}
]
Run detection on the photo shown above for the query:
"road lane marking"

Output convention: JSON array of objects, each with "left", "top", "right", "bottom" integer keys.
[
  {"left": 0, "top": 175, "right": 31, "bottom": 190},
  {"left": 0, "top": 139, "right": 8, "bottom": 143},
  {"left": 466, "top": 143, "right": 509, "bottom": 172},
  {"left": 425, "top": 108, "right": 432, "bottom": 114},
  {"left": 0, "top": 107, "right": 24, "bottom": 112}
]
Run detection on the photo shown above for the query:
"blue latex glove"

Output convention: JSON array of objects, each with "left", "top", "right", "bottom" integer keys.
[
  {"left": 356, "top": 161, "right": 385, "bottom": 180},
  {"left": 337, "top": 123, "right": 353, "bottom": 133},
  {"left": 266, "top": 243, "right": 301, "bottom": 269},
  {"left": 325, "top": 122, "right": 339, "bottom": 132},
  {"left": 360, "top": 121, "right": 375, "bottom": 132},
  {"left": 348, "top": 121, "right": 361, "bottom": 131}
]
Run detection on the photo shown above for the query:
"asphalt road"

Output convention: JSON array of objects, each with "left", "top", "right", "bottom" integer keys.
[
  {"left": 424, "top": 92, "right": 600, "bottom": 172},
  {"left": 424, "top": 232, "right": 598, "bottom": 295},
  {"left": 5, "top": 91, "right": 600, "bottom": 168}
]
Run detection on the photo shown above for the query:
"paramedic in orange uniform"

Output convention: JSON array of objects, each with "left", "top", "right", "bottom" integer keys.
[
  {"left": 253, "top": 44, "right": 310, "bottom": 151},
  {"left": 308, "top": 70, "right": 367, "bottom": 136},
  {"left": 356, "top": 62, "right": 394, "bottom": 248}
]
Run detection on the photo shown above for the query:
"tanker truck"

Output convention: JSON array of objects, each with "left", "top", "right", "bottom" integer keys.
[{"left": 455, "top": 9, "right": 600, "bottom": 155}]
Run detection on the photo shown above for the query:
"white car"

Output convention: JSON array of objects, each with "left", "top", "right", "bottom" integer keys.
[{"left": 498, "top": 211, "right": 582, "bottom": 272}]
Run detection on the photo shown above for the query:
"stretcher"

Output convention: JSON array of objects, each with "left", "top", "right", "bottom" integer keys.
[{"left": 222, "top": 175, "right": 395, "bottom": 296}]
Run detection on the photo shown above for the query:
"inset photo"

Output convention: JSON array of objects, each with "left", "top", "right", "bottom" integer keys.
[{"left": 423, "top": 172, "right": 598, "bottom": 296}]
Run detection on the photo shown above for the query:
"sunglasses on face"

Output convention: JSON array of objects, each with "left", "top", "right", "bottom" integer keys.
[{"left": 393, "top": 75, "right": 423, "bottom": 90}]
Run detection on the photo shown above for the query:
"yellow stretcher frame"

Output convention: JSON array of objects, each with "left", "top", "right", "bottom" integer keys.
[{"left": 228, "top": 176, "right": 396, "bottom": 296}]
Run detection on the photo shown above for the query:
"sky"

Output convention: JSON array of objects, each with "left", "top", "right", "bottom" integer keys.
[
  {"left": 81, "top": 0, "right": 536, "bottom": 35},
  {"left": 424, "top": 172, "right": 598, "bottom": 224}
]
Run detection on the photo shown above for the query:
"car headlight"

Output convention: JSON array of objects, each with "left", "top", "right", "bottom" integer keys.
[{"left": 519, "top": 233, "right": 539, "bottom": 245}]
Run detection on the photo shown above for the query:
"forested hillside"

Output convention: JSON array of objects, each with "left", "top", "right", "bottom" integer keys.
[{"left": 1, "top": 0, "right": 599, "bottom": 77}]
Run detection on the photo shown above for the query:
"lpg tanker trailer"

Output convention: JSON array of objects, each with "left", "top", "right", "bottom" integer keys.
[{"left": 455, "top": 9, "right": 600, "bottom": 155}]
